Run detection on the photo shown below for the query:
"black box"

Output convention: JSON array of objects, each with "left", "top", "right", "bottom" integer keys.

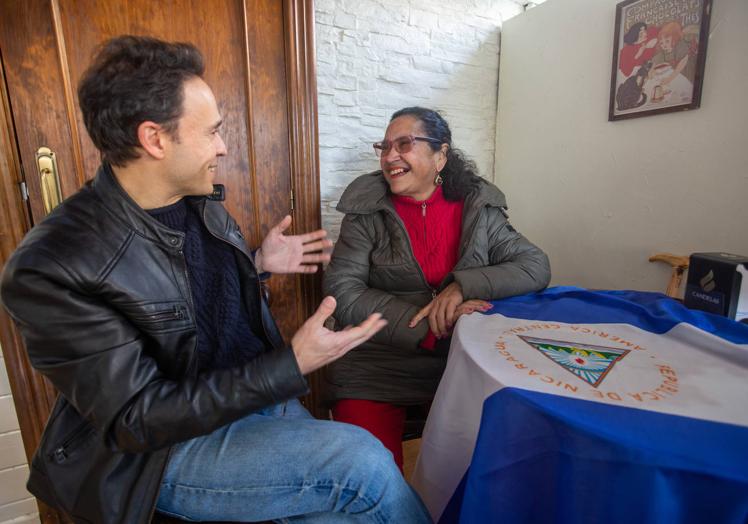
[{"left": 684, "top": 252, "right": 748, "bottom": 322}]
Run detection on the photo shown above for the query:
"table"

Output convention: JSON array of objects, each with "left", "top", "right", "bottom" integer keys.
[{"left": 411, "top": 287, "right": 748, "bottom": 524}]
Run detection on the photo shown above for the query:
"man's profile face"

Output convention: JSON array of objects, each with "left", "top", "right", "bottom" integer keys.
[{"left": 163, "top": 76, "right": 227, "bottom": 197}]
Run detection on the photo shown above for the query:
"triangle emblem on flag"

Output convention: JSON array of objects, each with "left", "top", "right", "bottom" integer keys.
[{"left": 518, "top": 335, "right": 630, "bottom": 387}]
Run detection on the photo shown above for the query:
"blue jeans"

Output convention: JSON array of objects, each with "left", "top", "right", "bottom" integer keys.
[{"left": 156, "top": 399, "right": 432, "bottom": 523}]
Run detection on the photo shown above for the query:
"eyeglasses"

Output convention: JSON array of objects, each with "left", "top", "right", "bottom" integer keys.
[{"left": 373, "top": 135, "right": 443, "bottom": 157}]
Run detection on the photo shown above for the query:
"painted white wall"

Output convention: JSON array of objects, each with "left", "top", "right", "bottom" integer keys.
[
  {"left": 495, "top": 0, "right": 748, "bottom": 295},
  {"left": 315, "top": 0, "right": 543, "bottom": 240}
]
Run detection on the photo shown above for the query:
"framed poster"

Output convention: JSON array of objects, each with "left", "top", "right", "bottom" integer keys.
[{"left": 609, "top": 0, "right": 712, "bottom": 121}]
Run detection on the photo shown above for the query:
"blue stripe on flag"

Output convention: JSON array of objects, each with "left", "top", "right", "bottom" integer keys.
[
  {"left": 485, "top": 287, "right": 748, "bottom": 344},
  {"left": 446, "top": 387, "right": 748, "bottom": 524}
]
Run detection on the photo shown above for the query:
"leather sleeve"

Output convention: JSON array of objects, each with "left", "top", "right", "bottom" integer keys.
[
  {"left": 448, "top": 207, "right": 551, "bottom": 300},
  {"left": 0, "top": 246, "right": 309, "bottom": 453},
  {"left": 323, "top": 214, "right": 429, "bottom": 352}
]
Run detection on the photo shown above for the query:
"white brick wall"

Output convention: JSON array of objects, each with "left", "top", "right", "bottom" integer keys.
[
  {"left": 0, "top": 356, "right": 37, "bottom": 523},
  {"left": 315, "top": 0, "right": 538, "bottom": 240}
]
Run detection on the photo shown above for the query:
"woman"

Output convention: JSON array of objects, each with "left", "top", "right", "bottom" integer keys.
[
  {"left": 619, "top": 21, "right": 659, "bottom": 77},
  {"left": 322, "top": 107, "right": 551, "bottom": 470}
]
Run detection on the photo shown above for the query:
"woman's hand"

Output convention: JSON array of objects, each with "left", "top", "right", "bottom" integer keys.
[
  {"left": 410, "top": 286, "right": 493, "bottom": 338},
  {"left": 455, "top": 299, "right": 493, "bottom": 318},
  {"left": 408, "top": 282, "right": 465, "bottom": 338}
]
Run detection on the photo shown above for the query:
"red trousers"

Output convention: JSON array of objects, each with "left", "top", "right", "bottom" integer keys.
[{"left": 332, "top": 399, "right": 406, "bottom": 471}]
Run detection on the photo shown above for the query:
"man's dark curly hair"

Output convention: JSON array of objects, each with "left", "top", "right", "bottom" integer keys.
[
  {"left": 390, "top": 106, "right": 482, "bottom": 201},
  {"left": 78, "top": 35, "right": 205, "bottom": 167}
]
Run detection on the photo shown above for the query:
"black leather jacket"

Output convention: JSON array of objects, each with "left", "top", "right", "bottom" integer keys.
[{"left": 0, "top": 165, "right": 309, "bottom": 523}]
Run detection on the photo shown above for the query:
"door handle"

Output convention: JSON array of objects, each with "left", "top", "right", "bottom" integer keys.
[{"left": 36, "top": 147, "right": 63, "bottom": 215}]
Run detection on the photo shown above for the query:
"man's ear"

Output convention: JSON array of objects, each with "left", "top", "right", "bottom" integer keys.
[{"left": 137, "top": 121, "right": 168, "bottom": 160}]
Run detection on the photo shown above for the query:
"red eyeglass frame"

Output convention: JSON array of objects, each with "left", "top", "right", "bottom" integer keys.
[{"left": 373, "top": 135, "right": 443, "bottom": 156}]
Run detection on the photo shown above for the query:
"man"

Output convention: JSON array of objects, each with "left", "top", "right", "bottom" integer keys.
[{"left": 0, "top": 36, "right": 431, "bottom": 524}]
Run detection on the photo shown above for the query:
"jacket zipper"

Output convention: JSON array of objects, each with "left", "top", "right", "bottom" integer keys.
[
  {"left": 199, "top": 203, "right": 277, "bottom": 347},
  {"left": 140, "top": 306, "right": 184, "bottom": 323},
  {"left": 145, "top": 245, "right": 197, "bottom": 522},
  {"left": 49, "top": 422, "right": 95, "bottom": 463},
  {"left": 175, "top": 247, "right": 199, "bottom": 376},
  {"left": 421, "top": 203, "right": 435, "bottom": 299},
  {"left": 147, "top": 446, "right": 173, "bottom": 523},
  {"left": 421, "top": 203, "right": 428, "bottom": 246},
  {"left": 144, "top": 201, "right": 223, "bottom": 522}
]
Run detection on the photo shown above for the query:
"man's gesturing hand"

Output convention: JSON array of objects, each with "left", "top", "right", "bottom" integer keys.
[
  {"left": 255, "top": 215, "right": 333, "bottom": 274},
  {"left": 291, "top": 296, "right": 387, "bottom": 375}
]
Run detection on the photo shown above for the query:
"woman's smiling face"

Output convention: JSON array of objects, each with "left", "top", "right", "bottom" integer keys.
[{"left": 380, "top": 115, "right": 446, "bottom": 201}]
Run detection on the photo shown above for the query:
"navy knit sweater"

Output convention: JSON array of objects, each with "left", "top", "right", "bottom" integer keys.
[{"left": 148, "top": 199, "right": 268, "bottom": 371}]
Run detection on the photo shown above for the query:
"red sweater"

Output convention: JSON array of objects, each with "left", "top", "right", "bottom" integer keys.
[{"left": 391, "top": 186, "right": 464, "bottom": 349}]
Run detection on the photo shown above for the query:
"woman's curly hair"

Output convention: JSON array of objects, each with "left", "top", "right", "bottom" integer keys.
[{"left": 390, "top": 106, "right": 482, "bottom": 201}]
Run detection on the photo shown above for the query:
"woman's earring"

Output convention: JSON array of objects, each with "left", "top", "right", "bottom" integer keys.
[{"left": 434, "top": 172, "right": 444, "bottom": 186}]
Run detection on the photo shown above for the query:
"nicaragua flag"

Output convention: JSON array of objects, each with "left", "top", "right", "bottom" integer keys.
[{"left": 411, "top": 287, "right": 748, "bottom": 524}]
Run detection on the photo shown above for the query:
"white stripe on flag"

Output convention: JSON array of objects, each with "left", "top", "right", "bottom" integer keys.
[{"left": 412, "top": 310, "right": 748, "bottom": 521}]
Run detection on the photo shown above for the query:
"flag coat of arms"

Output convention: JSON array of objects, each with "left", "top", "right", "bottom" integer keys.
[{"left": 411, "top": 287, "right": 748, "bottom": 524}]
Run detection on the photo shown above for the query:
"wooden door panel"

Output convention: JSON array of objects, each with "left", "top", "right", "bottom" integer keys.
[
  {"left": 244, "top": 0, "right": 299, "bottom": 334},
  {"left": 0, "top": 0, "right": 84, "bottom": 223},
  {"left": 57, "top": 0, "right": 253, "bottom": 188},
  {"left": 0, "top": 41, "right": 69, "bottom": 524}
]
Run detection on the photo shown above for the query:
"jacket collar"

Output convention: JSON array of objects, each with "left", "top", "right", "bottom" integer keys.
[
  {"left": 92, "top": 164, "right": 253, "bottom": 261},
  {"left": 91, "top": 163, "right": 200, "bottom": 249},
  {"left": 336, "top": 170, "right": 508, "bottom": 214}
]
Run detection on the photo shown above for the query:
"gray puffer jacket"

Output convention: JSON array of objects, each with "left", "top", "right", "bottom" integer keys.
[{"left": 322, "top": 171, "right": 551, "bottom": 404}]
